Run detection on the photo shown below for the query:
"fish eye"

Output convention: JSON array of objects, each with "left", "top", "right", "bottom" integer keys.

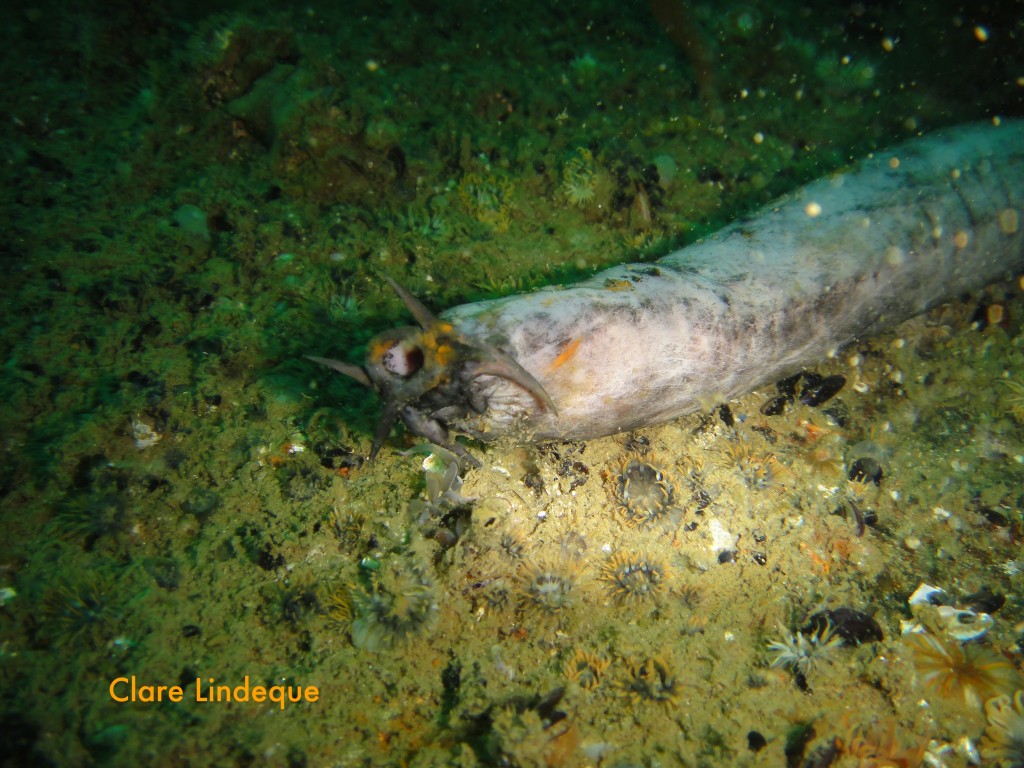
[{"left": 381, "top": 340, "right": 424, "bottom": 378}]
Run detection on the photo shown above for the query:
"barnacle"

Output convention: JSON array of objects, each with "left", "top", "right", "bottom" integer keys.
[
  {"left": 622, "top": 656, "right": 681, "bottom": 708},
  {"left": 457, "top": 172, "right": 514, "bottom": 231},
  {"left": 515, "top": 559, "right": 576, "bottom": 621},
  {"left": 982, "top": 689, "right": 1024, "bottom": 766},
  {"left": 599, "top": 551, "right": 670, "bottom": 604},
  {"left": 564, "top": 649, "right": 609, "bottom": 690},
  {"left": 349, "top": 565, "right": 438, "bottom": 651},
  {"left": 610, "top": 456, "right": 682, "bottom": 530},
  {"left": 904, "top": 631, "right": 1022, "bottom": 709},
  {"left": 766, "top": 623, "right": 843, "bottom": 676}
]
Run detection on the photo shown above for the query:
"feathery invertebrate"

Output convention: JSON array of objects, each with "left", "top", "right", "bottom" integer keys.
[
  {"left": 982, "top": 689, "right": 1024, "bottom": 766},
  {"left": 904, "top": 631, "right": 1022, "bottom": 708},
  {"left": 767, "top": 623, "right": 843, "bottom": 676}
]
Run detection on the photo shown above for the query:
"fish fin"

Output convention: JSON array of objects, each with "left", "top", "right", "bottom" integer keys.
[
  {"left": 470, "top": 351, "right": 558, "bottom": 415},
  {"left": 383, "top": 275, "right": 438, "bottom": 330},
  {"left": 306, "top": 355, "right": 373, "bottom": 388}
]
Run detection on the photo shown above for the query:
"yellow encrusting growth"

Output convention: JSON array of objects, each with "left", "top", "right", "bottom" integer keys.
[{"left": 546, "top": 337, "right": 581, "bottom": 372}]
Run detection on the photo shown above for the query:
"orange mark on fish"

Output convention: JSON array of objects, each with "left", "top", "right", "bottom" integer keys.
[{"left": 547, "top": 338, "right": 581, "bottom": 372}]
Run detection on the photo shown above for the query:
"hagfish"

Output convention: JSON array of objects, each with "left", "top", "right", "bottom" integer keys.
[{"left": 311, "top": 120, "right": 1024, "bottom": 462}]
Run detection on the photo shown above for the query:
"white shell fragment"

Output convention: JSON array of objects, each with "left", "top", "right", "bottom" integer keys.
[
  {"left": 131, "top": 419, "right": 162, "bottom": 449},
  {"left": 908, "top": 583, "right": 949, "bottom": 606},
  {"left": 934, "top": 606, "right": 993, "bottom": 642},
  {"left": 907, "top": 583, "right": 995, "bottom": 642}
]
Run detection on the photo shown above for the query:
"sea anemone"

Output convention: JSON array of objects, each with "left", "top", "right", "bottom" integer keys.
[
  {"left": 599, "top": 551, "right": 670, "bottom": 604},
  {"left": 904, "top": 631, "right": 1022, "bottom": 709},
  {"left": 982, "top": 689, "right": 1024, "bottom": 766},
  {"left": 349, "top": 565, "right": 438, "bottom": 651},
  {"left": 54, "top": 492, "right": 130, "bottom": 550},
  {"left": 324, "top": 584, "right": 352, "bottom": 629},
  {"left": 42, "top": 575, "right": 120, "bottom": 649},
  {"left": 499, "top": 526, "right": 531, "bottom": 560},
  {"left": 272, "top": 579, "right": 320, "bottom": 628},
  {"left": 564, "top": 649, "right": 609, "bottom": 691},
  {"left": 767, "top": 623, "right": 843, "bottom": 676},
  {"left": 560, "top": 148, "right": 599, "bottom": 207},
  {"left": 1000, "top": 377, "right": 1024, "bottom": 423},
  {"left": 457, "top": 172, "right": 514, "bottom": 231},
  {"left": 718, "top": 435, "right": 792, "bottom": 493},
  {"left": 622, "top": 656, "right": 681, "bottom": 708},
  {"left": 515, "top": 559, "right": 576, "bottom": 622},
  {"left": 610, "top": 456, "right": 682, "bottom": 530}
]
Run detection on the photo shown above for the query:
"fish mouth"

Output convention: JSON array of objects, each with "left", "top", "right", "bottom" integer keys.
[{"left": 307, "top": 276, "right": 555, "bottom": 464}]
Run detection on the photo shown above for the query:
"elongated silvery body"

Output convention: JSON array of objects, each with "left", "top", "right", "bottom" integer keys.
[{"left": 312, "top": 121, "right": 1024, "bottom": 460}]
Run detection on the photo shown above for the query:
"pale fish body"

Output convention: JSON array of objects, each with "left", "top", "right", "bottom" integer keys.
[{"left": 311, "top": 121, "right": 1024, "bottom": 460}]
